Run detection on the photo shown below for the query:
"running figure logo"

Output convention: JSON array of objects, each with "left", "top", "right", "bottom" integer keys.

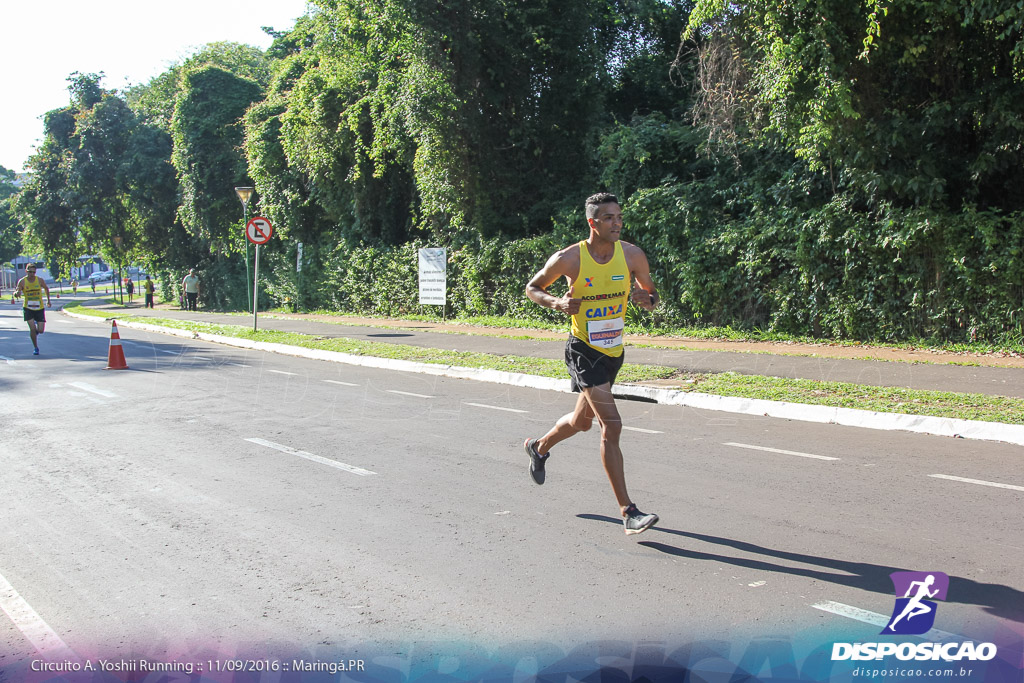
[{"left": 882, "top": 571, "right": 949, "bottom": 635}]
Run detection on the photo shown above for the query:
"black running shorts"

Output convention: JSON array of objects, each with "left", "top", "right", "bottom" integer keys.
[
  {"left": 23, "top": 308, "right": 45, "bottom": 323},
  {"left": 565, "top": 336, "right": 624, "bottom": 392}
]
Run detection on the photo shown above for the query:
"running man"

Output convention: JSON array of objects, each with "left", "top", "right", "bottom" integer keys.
[
  {"left": 13, "top": 265, "right": 51, "bottom": 355},
  {"left": 524, "top": 192, "right": 661, "bottom": 535},
  {"left": 887, "top": 574, "right": 940, "bottom": 631}
]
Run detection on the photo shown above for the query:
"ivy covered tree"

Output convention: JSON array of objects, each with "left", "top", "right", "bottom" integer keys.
[{"left": 172, "top": 65, "right": 263, "bottom": 250}]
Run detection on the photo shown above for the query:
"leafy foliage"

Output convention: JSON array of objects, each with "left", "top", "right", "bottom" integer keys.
[
  {"left": 13, "top": 1, "right": 1024, "bottom": 347},
  {"left": 0, "top": 166, "right": 22, "bottom": 263}
]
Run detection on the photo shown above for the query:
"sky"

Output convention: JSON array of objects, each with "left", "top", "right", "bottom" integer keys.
[{"left": 1, "top": 0, "right": 311, "bottom": 174}]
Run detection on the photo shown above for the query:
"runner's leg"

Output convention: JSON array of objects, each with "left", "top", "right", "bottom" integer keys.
[
  {"left": 535, "top": 393, "right": 594, "bottom": 455},
  {"left": 579, "top": 382, "right": 631, "bottom": 511}
]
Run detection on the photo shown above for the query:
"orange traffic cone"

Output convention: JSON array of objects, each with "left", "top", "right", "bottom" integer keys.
[{"left": 104, "top": 320, "right": 129, "bottom": 370}]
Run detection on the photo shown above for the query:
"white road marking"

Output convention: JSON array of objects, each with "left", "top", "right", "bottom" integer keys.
[
  {"left": 0, "top": 570, "right": 80, "bottom": 661},
  {"left": 464, "top": 402, "right": 528, "bottom": 414},
  {"left": 228, "top": 363, "right": 251, "bottom": 368},
  {"left": 811, "top": 600, "right": 964, "bottom": 642},
  {"left": 268, "top": 369, "right": 297, "bottom": 376},
  {"left": 1, "top": 355, "right": 14, "bottom": 365},
  {"left": 929, "top": 474, "right": 1024, "bottom": 493},
  {"left": 623, "top": 426, "right": 664, "bottom": 434},
  {"left": 323, "top": 379, "right": 359, "bottom": 387},
  {"left": 67, "top": 382, "right": 117, "bottom": 398},
  {"left": 387, "top": 390, "right": 434, "bottom": 398},
  {"left": 245, "top": 438, "right": 377, "bottom": 476},
  {"left": 723, "top": 442, "right": 838, "bottom": 461}
]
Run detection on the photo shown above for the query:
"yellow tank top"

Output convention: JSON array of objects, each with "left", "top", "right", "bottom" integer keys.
[
  {"left": 22, "top": 278, "right": 44, "bottom": 310},
  {"left": 570, "top": 240, "right": 629, "bottom": 357}
]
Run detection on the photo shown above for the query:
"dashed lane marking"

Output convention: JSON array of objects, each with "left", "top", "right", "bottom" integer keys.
[
  {"left": 724, "top": 442, "right": 838, "bottom": 461},
  {"left": 387, "top": 390, "right": 434, "bottom": 398},
  {"left": 929, "top": 474, "right": 1024, "bottom": 493},
  {"left": 245, "top": 438, "right": 377, "bottom": 476},
  {"left": 811, "top": 600, "right": 964, "bottom": 642},
  {"left": 464, "top": 402, "right": 528, "bottom": 414},
  {"left": 0, "top": 570, "right": 80, "bottom": 662},
  {"left": 323, "top": 379, "right": 359, "bottom": 387},
  {"left": 67, "top": 382, "right": 117, "bottom": 398},
  {"left": 623, "top": 426, "right": 664, "bottom": 434},
  {"left": 268, "top": 369, "right": 298, "bottom": 376}
]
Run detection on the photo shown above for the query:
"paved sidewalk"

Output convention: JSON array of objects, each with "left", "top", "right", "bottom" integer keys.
[{"left": 71, "top": 299, "right": 1024, "bottom": 399}]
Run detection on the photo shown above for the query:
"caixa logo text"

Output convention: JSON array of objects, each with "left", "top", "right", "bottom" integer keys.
[{"left": 831, "top": 642, "right": 997, "bottom": 662}]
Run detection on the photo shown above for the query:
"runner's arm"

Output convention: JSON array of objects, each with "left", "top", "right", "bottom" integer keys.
[
  {"left": 526, "top": 250, "right": 580, "bottom": 315},
  {"left": 625, "top": 244, "right": 659, "bottom": 311}
]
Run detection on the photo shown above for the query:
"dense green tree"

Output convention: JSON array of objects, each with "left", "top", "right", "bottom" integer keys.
[
  {"left": 683, "top": 0, "right": 1024, "bottom": 211},
  {"left": 171, "top": 65, "right": 263, "bottom": 250},
  {"left": 14, "top": 104, "right": 82, "bottom": 274},
  {"left": 250, "top": 0, "right": 695, "bottom": 250},
  {"left": 0, "top": 166, "right": 23, "bottom": 263},
  {"left": 128, "top": 42, "right": 272, "bottom": 130},
  {"left": 17, "top": 74, "right": 179, "bottom": 282}
]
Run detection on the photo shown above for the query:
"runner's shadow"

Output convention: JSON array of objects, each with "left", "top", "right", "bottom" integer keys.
[{"left": 577, "top": 514, "right": 1024, "bottom": 623}]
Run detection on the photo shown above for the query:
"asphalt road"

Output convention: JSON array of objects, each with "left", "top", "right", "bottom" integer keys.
[{"left": 0, "top": 307, "right": 1021, "bottom": 679}]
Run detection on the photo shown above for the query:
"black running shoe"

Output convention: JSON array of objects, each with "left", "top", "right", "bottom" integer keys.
[
  {"left": 524, "top": 438, "right": 548, "bottom": 485},
  {"left": 623, "top": 504, "right": 658, "bottom": 535}
]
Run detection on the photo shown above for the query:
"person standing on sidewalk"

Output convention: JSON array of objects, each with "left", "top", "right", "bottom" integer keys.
[
  {"left": 182, "top": 269, "right": 200, "bottom": 311},
  {"left": 523, "top": 192, "right": 661, "bottom": 535},
  {"left": 13, "top": 264, "right": 51, "bottom": 355},
  {"left": 144, "top": 275, "right": 155, "bottom": 309}
]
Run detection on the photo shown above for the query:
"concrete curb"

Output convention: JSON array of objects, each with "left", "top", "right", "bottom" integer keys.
[{"left": 68, "top": 310, "right": 1024, "bottom": 448}]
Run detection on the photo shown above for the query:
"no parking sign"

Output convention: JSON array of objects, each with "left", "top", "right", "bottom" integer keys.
[{"left": 245, "top": 217, "right": 273, "bottom": 245}]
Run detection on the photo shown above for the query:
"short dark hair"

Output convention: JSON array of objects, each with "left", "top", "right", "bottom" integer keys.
[{"left": 585, "top": 192, "right": 619, "bottom": 219}]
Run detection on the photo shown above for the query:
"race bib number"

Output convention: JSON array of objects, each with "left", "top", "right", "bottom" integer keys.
[
  {"left": 26, "top": 301, "right": 41, "bottom": 310},
  {"left": 587, "top": 318, "right": 624, "bottom": 349}
]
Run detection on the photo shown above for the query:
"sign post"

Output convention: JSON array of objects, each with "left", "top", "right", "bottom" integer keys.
[
  {"left": 245, "top": 216, "right": 274, "bottom": 332},
  {"left": 418, "top": 248, "right": 447, "bottom": 318},
  {"left": 234, "top": 187, "right": 255, "bottom": 312}
]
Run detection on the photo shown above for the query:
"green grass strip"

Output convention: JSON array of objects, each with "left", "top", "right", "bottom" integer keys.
[
  {"left": 68, "top": 303, "right": 1024, "bottom": 425},
  {"left": 673, "top": 372, "right": 1024, "bottom": 425},
  {"left": 69, "top": 305, "right": 673, "bottom": 384}
]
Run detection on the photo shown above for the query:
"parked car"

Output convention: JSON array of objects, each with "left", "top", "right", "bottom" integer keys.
[{"left": 87, "top": 270, "right": 114, "bottom": 283}]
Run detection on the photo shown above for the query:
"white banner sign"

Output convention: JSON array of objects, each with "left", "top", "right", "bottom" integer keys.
[{"left": 418, "top": 248, "right": 447, "bottom": 306}]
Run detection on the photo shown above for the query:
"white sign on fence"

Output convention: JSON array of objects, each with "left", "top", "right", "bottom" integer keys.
[{"left": 418, "top": 248, "right": 447, "bottom": 306}]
